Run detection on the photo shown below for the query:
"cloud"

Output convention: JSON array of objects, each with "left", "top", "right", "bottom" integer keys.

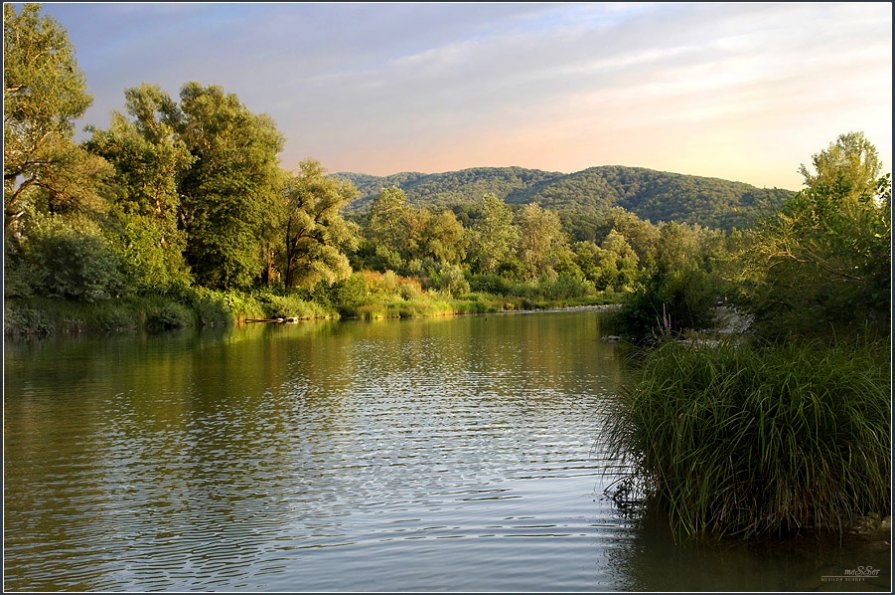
[{"left": 43, "top": 2, "right": 892, "bottom": 189}]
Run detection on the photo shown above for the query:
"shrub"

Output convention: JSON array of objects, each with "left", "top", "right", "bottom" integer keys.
[
  {"left": 26, "top": 216, "right": 126, "bottom": 302},
  {"left": 612, "top": 265, "right": 717, "bottom": 341},
  {"left": 143, "top": 299, "right": 193, "bottom": 331},
  {"left": 469, "top": 273, "right": 514, "bottom": 295}
]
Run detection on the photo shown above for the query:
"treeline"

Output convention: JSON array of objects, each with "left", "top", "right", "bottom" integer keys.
[
  {"left": 4, "top": 4, "right": 724, "bottom": 334},
  {"left": 2, "top": 5, "right": 888, "bottom": 342},
  {"left": 612, "top": 131, "right": 891, "bottom": 341},
  {"left": 336, "top": 165, "right": 795, "bottom": 233}
]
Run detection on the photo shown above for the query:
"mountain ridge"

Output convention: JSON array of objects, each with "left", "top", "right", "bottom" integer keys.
[{"left": 332, "top": 165, "right": 796, "bottom": 231}]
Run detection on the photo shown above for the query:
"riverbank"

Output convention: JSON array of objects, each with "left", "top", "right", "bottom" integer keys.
[{"left": 4, "top": 288, "right": 623, "bottom": 338}]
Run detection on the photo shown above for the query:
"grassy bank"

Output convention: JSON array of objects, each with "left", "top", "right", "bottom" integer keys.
[
  {"left": 3, "top": 288, "right": 337, "bottom": 337},
  {"left": 603, "top": 339, "right": 891, "bottom": 540},
  {"left": 4, "top": 271, "right": 622, "bottom": 337}
]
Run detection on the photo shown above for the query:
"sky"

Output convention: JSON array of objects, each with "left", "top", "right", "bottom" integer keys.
[{"left": 40, "top": 2, "right": 893, "bottom": 190}]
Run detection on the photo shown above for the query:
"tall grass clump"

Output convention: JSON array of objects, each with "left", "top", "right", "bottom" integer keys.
[{"left": 604, "top": 339, "right": 890, "bottom": 540}]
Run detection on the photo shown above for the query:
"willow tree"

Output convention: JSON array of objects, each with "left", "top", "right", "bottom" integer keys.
[
  {"left": 515, "top": 203, "right": 567, "bottom": 280},
  {"left": 366, "top": 186, "right": 411, "bottom": 255},
  {"left": 278, "top": 159, "right": 358, "bottom": 290},
  {"left": 469, "top": 193, "right": 518, "bottom": 273}
]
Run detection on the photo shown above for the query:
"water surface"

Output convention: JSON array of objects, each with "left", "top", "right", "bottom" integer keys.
[{"left": 4, "top": 312, "right": 889, "bottom": 591}]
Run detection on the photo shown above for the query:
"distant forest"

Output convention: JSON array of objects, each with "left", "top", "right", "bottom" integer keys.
[{"left": 334, "top": 166, "right": 795, "bottom": 238}]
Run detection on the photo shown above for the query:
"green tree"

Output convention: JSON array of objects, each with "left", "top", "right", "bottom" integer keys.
[
  {"left": 515, "top": 203, "right": 567, "bottom": 280},
  {"left": 598, "top": 230, "right": 639, "bottom": 291},
  {"left": 4, "top": 3, "right": 109, "bottom": 236},
  {"left": 366, "top": 186, "right": 411, "bottom": 257},
  {"left": 738, "top": 134, "right": 890, "bottom": 337},
  {"left": 798, "top": 131, "right": 882, "bottom": 199},
  {"left": 85, "top": 84, "right": 194, "bottom": 290},
  {"left": 173, "top": 82, "right": 285, "bottom": 289},
  {"left": 614, "top": 222, "right": 720, "bottom": 339},
  {"left": 410, "top": 208, "right": 466, "bottom": 264},
  {"left": 602, "top": 207, "right": 660, "bottom": 271},
  {"left": 279, "top": 159, "right": 358, "bottom": 290},
  {"left": 469, "top": 193, "right": 519, "bottom": 273}
]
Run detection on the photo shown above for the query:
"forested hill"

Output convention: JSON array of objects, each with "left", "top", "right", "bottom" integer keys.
[{"left": 334, "top": 165, "right": 795, "bottom": 231}]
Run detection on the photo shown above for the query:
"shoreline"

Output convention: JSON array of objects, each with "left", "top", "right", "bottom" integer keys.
[{"left": 4, "top": 297, "right": 624, "bottom": 339}]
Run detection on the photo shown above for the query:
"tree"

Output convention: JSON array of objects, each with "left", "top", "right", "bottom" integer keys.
[
  {"left": 366, "top": 186, "right": 411, "bottom": 256},
  {"left": 737, "top": 134, "right": 891, "bottom": 337},
  {"left": 515, "top": 203, "right": 567, "bottom": 280},
  {"left": 469, "top": 193, "right": 519, "bottom": 273},
  {"left": 173, "top": 82, "right": 285, "bottom": 289},
  {"left": 602, "top": 207, "right": 660, "bottom": 271},
  {"left": 85, "top": 84, "right": 195, "bottom": 290},
  {"left": 798, "top": 131, "right": 882, "bottom": 199},
  {"left": 598, "top": 229, "right": 639, "bottom": 291},
  {"left": 278, "top": 159, "right": 358, "bottom": 290},
  {"left": 4, "top": 3, "right": 109, "bottom": 237},
  {"left": 406, "top": 208, "right": 466, "bottom": 264}
]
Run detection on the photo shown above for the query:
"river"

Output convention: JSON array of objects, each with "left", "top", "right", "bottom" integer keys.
[{"left": 4, "top": 311, "right": 889, "bottom": 591}]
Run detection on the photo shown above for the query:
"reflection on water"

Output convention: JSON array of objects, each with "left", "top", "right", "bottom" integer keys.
[{"left": 4, "top": 312, "right": 890, "bottom": 591}]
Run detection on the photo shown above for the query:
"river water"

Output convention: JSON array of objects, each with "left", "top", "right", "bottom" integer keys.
[{"left": 4, "top": 311, "right": 890, "bottom": 591}]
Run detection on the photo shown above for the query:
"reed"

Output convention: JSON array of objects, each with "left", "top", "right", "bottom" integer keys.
[{"left": 603, "top": 339, "right": 891, "bottom": 539}]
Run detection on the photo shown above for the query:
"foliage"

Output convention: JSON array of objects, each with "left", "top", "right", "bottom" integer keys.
[
  {"left": 734, "top": 133, "right": 891, "bottom": 339},
  {"left": 278, "top": 159, "right": 358, "bottom": 289},
  {"left": 365, "top": 186, "right": 412, "bottom": 257},
  {"left": 798, "top": 131, "right": 882, "bottom": 197},
  {"left": 603, "top": 340, "right": 891, "bottom": 539},
  {"left": 612, "top": 223, "right": 721, "bottom": 340},
  {"left": 515, "top": 203, "right": 569, "bottom": 280},
  {"left": 174, "top": 82, "right": 285, "bottom": 289},
  {"left": 4, "top": 3, "right": 110, "bottom": 238},
  {"left": 338, "top": 165, "right": 793, "bottom": 231},
  {"left": 407, "top": 208, "right": 467, "bottom": 264},
  {"left": 23, "top": 215, "right": 126, "bottom": 302},
  {"left": 468, "top": 193, "right": 520, "bottom": 274},
  {"left": 86, "top": 84, "right": 195, "bottom": 291}
]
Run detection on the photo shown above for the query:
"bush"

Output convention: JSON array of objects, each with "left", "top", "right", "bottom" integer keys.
[
  {"left": 143, "top": 299, "right": 193, "bottom": 331},
  {"left": 26, "top": 216, "right": 126, "bottom": 302},
  {"left": 540, "top": 274, "right": 594, "bottom": 301},
  {"left": 327, "top": 273, "right": 368, "bottom": 315},
  {"left": 255, "top": 292, "right": 333, "bottom": 320},
  {"left": 612, "top": 265, "right": 717, "bottom": 341},
  {"left": 603, "top": 340, "right": 891, "bottom": 539},
  {"left": 469, "top": 273, "right": 514, "bottom": 295},
  {"left": 4, "top": 304, "right": 54, "bottom": 336},
  {"left": 426, "top": 263, "right": 470, "bottom": 296}
]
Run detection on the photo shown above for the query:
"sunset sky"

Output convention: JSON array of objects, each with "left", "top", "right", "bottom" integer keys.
[{"left": 44, "top": 2, "right": 892, "bottom": 190}]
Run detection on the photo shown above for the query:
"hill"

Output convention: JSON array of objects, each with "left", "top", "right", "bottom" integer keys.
[{"left": 333, "top": 165, "right": 795, "bottom": 231}]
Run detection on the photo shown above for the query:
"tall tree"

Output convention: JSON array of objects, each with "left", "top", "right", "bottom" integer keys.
[
  {"left": 85, "top": 84, "right": 195, "bottom": 290},
  {"left": 423, "top": 209, "right": 466, "bottom": 264},
  {"left": 3, "top": 3, "right": 109, "bottom": 236},
  {"left": 173, "top": 82, "right": 285, "bottom": 289},
  {"left": 798, "top": 131, "right": 882, "bottom": 199},
  {"left": 515, "top": 203, "right": 567, "bottom": 280},
  {"left": 598, "top": 229, "right": 639, "bottom": 290},
  {"left": 469, "top": 193, "right": 519, "bottom": 273},
  {"left": 279, "top": 159, "right": 358, "bottom": 289},
  {"left": 739, "top": 134, "right": 891, "bottom": 336},
  {"left": 366, "top": 186, "right": 412, "bottom": 256}
]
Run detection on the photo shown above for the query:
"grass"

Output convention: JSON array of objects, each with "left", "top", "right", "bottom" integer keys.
[
  {"left": 4, "top": 272, "right": 624, "bottom": 336},
  {"left": 4, "top": 289, "right": 339, "bottom": 336},
  {"left": 602, "top": 339, "right": 891, "bottom": 540}
]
